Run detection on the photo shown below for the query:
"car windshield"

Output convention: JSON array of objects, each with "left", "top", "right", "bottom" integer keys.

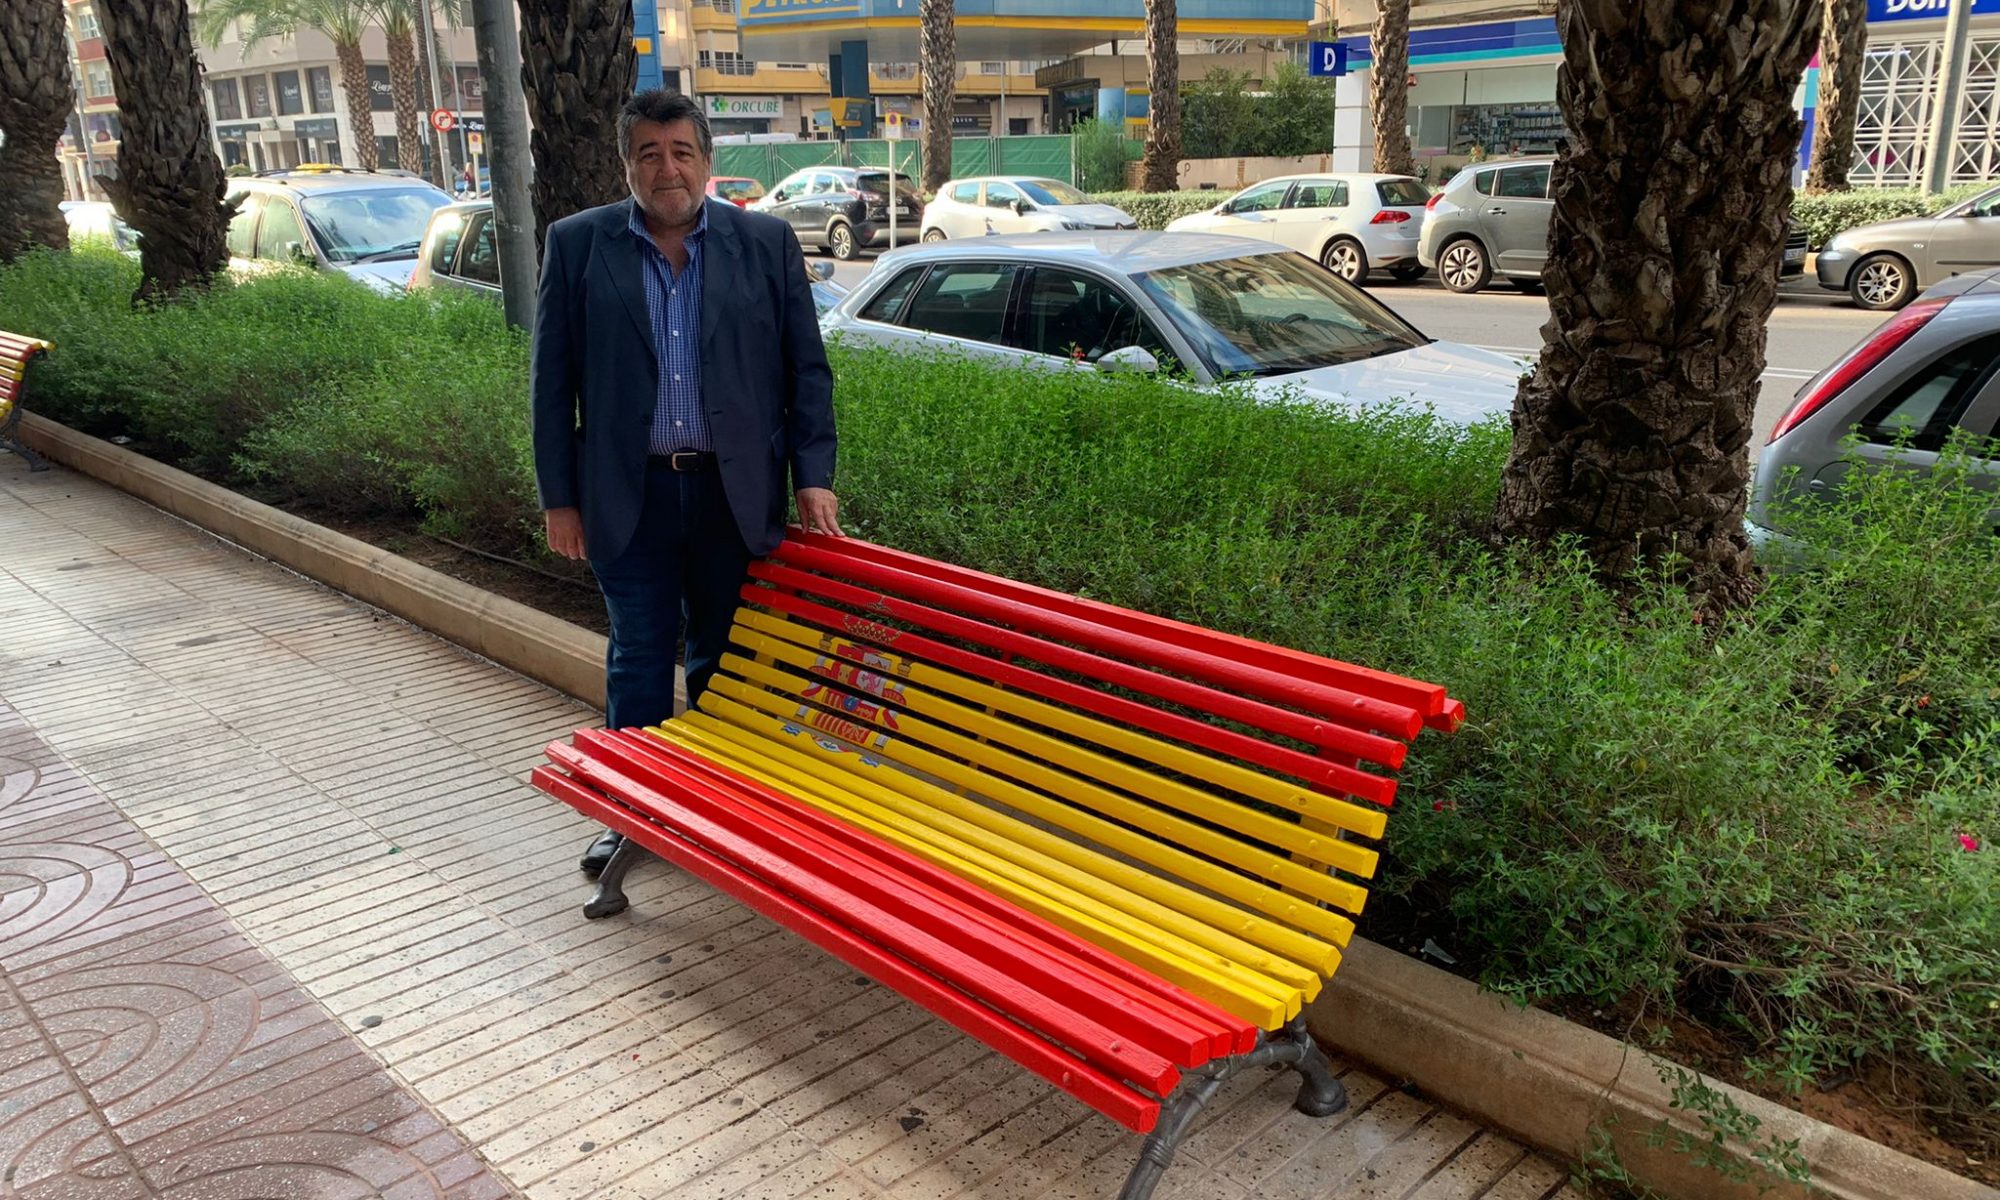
[
  {"left": 1134, "top": 252, "right": 1426, "bottom": 378},
  {"left": 1019, "top": 179, "right": 1090, "bottom": 206},
  {"left": 714, "top": 178, "right": 764, "bottom": 201},
  {"left": 858, "top": 172, "right": 921, "bottom": 201},
  {"left": 300, "top": 187, "right": 452, "bottom": 263},
  {"left": 1376, "top": 178, "right": 1431, "bottom": 207}
]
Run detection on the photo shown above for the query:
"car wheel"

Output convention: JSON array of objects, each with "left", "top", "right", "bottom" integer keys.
[
  {"left": 828, "top": 222, "right": 858, "bottom": 261},
  {"left": 1390, "top": 263, "right": 1425, "bottom": 283},
  {"left": 1320, "top": 237, "right": 1368, "bottom": 283},
  {"left": 1849, "top": 253, "right": 1914, "bottom": 311},
  {"left": 1438, "top": 239, "right": 1491, "bottom": 294},
  {"left": 922, "top": 228, "right": 947, "bottom": 243}
]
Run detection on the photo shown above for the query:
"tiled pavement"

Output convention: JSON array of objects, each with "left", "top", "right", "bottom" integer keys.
[{"left": 0, "top": 454, "right": 1581, "bottom": 1200}]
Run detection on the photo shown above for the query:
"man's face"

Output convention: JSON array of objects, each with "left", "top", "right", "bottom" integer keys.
[{"left": 626, "top": 117, "right": 710, "bottom": 229}]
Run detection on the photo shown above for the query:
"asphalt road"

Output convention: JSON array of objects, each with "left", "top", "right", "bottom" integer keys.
[{"left": 817, "top": 252, "right": 1885, "bottom": 445}]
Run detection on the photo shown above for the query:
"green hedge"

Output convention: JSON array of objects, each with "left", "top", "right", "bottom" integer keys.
[
  {"left": 4, "top": 248, "right": 1998, "bottom": 1149},
  {"left": 1790, "top": 183, "right": 1990, "bottom": 249},
  {"left": 1091, "top": 190, "right": 1224, "bottom": 230}
]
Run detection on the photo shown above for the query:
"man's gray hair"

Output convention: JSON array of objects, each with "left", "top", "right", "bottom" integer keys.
[{"left": 619, "top": 90, "right": 712, "bottom": 161}]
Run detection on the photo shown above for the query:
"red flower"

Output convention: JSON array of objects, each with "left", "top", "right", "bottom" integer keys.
[
  {"left": 1917, "top": 694, "right": 1932, "bottom": 709},
  {"left": 1958, "top": 833, "right": 1981, "bottom": 853}
]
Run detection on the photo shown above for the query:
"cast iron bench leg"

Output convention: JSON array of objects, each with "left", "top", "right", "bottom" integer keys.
[
  {"left": 1, "top": 410, "right": 46, "bottom": 472},
  {"left": 1117, "top": 1017, "right": 1347, "bottom": 1200},
  {"left": 583, "top": 837, "right": 642, "bottom": 919}
]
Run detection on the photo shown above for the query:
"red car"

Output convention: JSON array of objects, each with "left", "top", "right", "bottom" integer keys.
[{"left": 706, "top": 177, "right": 766, "bottom": 208}]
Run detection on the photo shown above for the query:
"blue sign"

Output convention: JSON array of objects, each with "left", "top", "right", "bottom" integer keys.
[
  {"left": 1309, "top": 41, "right": 1349, "bottom": 78},
  {"left": 1869, "top": 0, "right": 2000, "bottom": 20}
]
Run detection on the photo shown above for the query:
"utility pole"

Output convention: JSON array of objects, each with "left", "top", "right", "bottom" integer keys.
[
  {"left": 1922, "top": 0, "right": 1974, "bottom": 193},
  {"left": 467, "top": 0, "right": 537, "bottom": 330},
  {"left": 419, "top": 0, "right": 451, "bottom": 188}
]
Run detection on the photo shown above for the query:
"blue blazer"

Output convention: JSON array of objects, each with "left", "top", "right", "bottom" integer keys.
[{"left": 530, "top": 197, "right": 836, "bottom": 561}]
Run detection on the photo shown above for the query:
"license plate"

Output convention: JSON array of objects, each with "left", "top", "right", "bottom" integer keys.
[{"left": 1784, "top": 248, "right": 1806, "bottom": 263}]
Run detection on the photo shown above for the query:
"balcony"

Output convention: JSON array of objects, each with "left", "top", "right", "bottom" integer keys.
[
  {"left": 692, "top": 3, "right": 737, "bottom": 32},
  {"left": 695, "top": 63, "right": 829, "bottom": 93}
]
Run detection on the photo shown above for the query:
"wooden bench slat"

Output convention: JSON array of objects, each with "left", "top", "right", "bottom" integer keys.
[
  {"left": 551, "top": 741, "right": 1190, "bottom": 1092},
  {"left": 598, "top": 728, "right": 1252, "bottom": 1066},
  {"left": 735, "top": 608, "right": 1394, "bottom": 836},
  {"left": 673, "top": 698, "right": 1324, "bottom": 1025},
  {"left": 788, "top": 530, "right": 1457, "bottom": 728},
  {"left": 533, "top": 764, "right": 1167, "bottom": 1132},
  {"left": 743, "top": 585, "right": 1398, "bottom": 805},
  {"left": 749, "top": 562, "right": 1411, "bottom": 770}
]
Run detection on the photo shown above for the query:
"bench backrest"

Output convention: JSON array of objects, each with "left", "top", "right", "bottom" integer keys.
[
  {"left": 663, "top": 532, "right": 1460, "bottom": 1029},
  {"left": 0, "top": 333, "right": 53, "bottom": 428}
]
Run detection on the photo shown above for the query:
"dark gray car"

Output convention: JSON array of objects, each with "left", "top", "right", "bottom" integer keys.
[
  {"left": 1747, "top": 267, "right": 2000, "bottom": 551},
  {"left": 1419, "top": 157, "right": 1809, "bottom": 294}
]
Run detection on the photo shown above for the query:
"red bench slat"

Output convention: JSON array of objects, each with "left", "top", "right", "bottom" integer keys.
[
  {"left": 577, "top": 729, "right": 1242, "bottom": 1068},
  {"left": 742, "top": 584, "right": 1399, "bottom": 807},
  {"left": 750, "top": 559, "right": 1410, "bottom": 770},
  {"left": 790, "top": 531, "right": 1458, "bottom": 730},
  {"left": 532, "top": 764, "right": 1167, "bottom": 1133},
  {"left": 547, "top": 739, "right": 1188, "bottom": 1095},
  {"left": 768, "top": 541, "right": 1425, "bottom": 742}
]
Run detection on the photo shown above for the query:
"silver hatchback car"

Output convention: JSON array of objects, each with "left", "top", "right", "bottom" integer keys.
[{"left": 1747, "top": 266, "right": 2000, "bottom": 549}]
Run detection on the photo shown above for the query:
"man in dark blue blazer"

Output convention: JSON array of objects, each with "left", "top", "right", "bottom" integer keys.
[{"left": 531, "top": 90, "right": 840, "bottom": 875}]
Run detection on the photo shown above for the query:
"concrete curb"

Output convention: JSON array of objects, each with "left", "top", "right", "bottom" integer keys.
[{"left": 23, "top": 415, "right": 1994, "bottom": 1200}]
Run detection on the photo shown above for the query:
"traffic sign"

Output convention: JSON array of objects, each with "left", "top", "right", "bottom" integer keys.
[
  {"left": 430, "top": 108, "right": 456, "bottom": 133},
  {"left": 883, "top": 111, "right": 904, "bottom": 141},
  {"left": 468, "top": 131, "right": 484, "bottom": 154},
  {"left": 1308, "top": 42, "right": 1349, "bottom": 78}
]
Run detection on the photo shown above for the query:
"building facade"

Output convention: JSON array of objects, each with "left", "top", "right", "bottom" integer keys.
[{"left": 1323, "top": 0, "right": 2000, "bottom": 185}]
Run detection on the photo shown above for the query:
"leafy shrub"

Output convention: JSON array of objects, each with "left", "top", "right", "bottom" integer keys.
[
  {"left": 1073, "top": 119, "right": 1138, "bottom": 195},
  {"left": 1088, "top": 190, "right": 1221, "bottom": 228},
  {"left": 1790, "top": 183, "right": 1989, "bottom": 249}
]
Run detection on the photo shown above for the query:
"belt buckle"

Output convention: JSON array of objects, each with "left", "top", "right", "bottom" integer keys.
[{"left": 670, "top": 450, "right": 700, "bottom": 472}]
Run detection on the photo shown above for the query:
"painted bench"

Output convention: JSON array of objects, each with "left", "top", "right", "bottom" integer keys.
[
  {"left": 0, "top": 331, "right": 52, "bottom": 471},
  {"left": 533, "top": 531, "right": 1461, "bottom": 1198}
]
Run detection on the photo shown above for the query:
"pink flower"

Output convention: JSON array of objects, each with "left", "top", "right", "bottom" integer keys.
[
  {"left": 1959, "top": 833, "right": 1982, "bottom": 853},
  {"left": 1918, "top": 695, "right": 1932, "bottom": 709}
]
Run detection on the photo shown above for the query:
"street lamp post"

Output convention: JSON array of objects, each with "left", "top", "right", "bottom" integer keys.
[
  {"left": 467, "top": 0, "right": 538, "bottom": 330},
  {"left": 1922, "top": 0, "right": 1974, "bottom": 193}
]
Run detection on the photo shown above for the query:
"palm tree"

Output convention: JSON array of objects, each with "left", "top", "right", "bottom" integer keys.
[
  {"left": 516, "top": 0, "right": 636, "bottom": 250},
  {"left": 94, "top": 0, "right": 234, "bottom": 300},
  {"left": 197, "top": 0, "right": 382, "bottom": 170},
  {"left": 378, "top": 1, "right": 427, "bottom": 174},
  {"left": 1805, "top": 0, "right": 1867, "bottom": 192},
  {"left": 919, "top": 0, "right": 955, "bottom": 193},
  {"left": 1492, "top": 0, "right": 1822, "bottom": 611},
  {"left": 1369, "top": 0, "right": 1414, "bottom": 175},
  {"left": 1139, "top": 0, "right": 1180, "bottom": 192},
  {"left": 0, "top": 0, "right": 74, "bottom": 261}
]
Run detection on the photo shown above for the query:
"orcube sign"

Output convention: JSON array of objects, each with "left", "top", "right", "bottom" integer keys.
[
  {"left": 707, "top": 95, "right": 783, "bottom": 118},
  {"left": 1869, "top": 0, "right": 2000, "bottom": 19}
]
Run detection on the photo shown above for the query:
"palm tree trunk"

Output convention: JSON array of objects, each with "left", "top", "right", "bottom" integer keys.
[
  {"left": 1492, "top": 0, "right": 1822, "bottom": 611},
  {"left": 1140, "top": 0, "right": 1180, "bottom": 192},
  {"left": 516, "top": 0, "right": 636, "bottom": 253},
  {"left": 919, "top": 0, "right": 955, "bottom": 193},
  {"left": 1370, "top": 0, "right": 1414, "bottom": 175},
  {"left": 1804, "top": 0, "right": 1867, "bottom": 192},
  {"left": 0, "top": 0, "right": 74, "bottom": 261},
  {"left": 334, "top": 37, "right": 380, "bottom": 170},
  {"left": 386, "top": 19, "right": 426, "bottom": 175},
  {"left": 92, "top": 0, "right": 232, "bottom": 301}
]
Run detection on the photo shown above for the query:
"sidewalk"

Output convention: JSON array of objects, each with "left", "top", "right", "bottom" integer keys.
[{"left": 0, "top": 454, "right": 1577, "bottom": 1200}]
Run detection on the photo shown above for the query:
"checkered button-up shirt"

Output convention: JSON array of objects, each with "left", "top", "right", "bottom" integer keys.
[{"left": 629, "top": 200, "right": 709, "bottom": 454}]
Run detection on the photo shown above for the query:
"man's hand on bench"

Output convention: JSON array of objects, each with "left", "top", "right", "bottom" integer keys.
[{"left": 795, "top": 488, "right": 843, "bottom": 538}]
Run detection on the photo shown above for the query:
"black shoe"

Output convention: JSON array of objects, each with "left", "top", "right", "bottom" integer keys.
[{"left": 580, "top": 830, "right": 624, "bottom": 877}]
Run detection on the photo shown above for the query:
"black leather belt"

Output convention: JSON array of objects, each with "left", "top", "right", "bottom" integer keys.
[{"left": 649, "top": 450, "right": 715, "bottom": 472}]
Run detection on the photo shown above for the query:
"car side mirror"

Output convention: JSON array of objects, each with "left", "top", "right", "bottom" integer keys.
[
  {"left": 1011, "top": 199, "right": 1028, "bottom": 215},
  {"left": 284, "top": 241, "right": 311, "bottom": 266},
  {"left": 807, "top": 260, "right": 835, "bottom": 282},
  {"left": 1095, "top": 346, "right": 1160, "bottom": 375}
]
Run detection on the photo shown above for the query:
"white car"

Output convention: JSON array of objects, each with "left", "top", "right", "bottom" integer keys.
[
  {"left": 819, "top": 232, "right": 1526, "bottom": 427},
  {"left": 920, "top": 177, "right": 1137, "bottom": 242},
  {"left": 1166, "top": 174, "right": 1433, "bottom": 285}
]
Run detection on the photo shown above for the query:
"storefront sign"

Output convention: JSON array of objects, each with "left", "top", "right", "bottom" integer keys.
[
  {"left": 706, "top": 95, "right": 783, "bottom": 118},
  {"left": 1870, "top": 0, "right": 2000, "bottom": 19},
  {"left": 291, "top": 119, "right": 338, "bottom": 139}
]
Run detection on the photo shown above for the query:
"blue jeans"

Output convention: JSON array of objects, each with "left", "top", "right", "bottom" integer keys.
[{"left": 589, "top": 463, "right": 753, "bottom": 729}]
